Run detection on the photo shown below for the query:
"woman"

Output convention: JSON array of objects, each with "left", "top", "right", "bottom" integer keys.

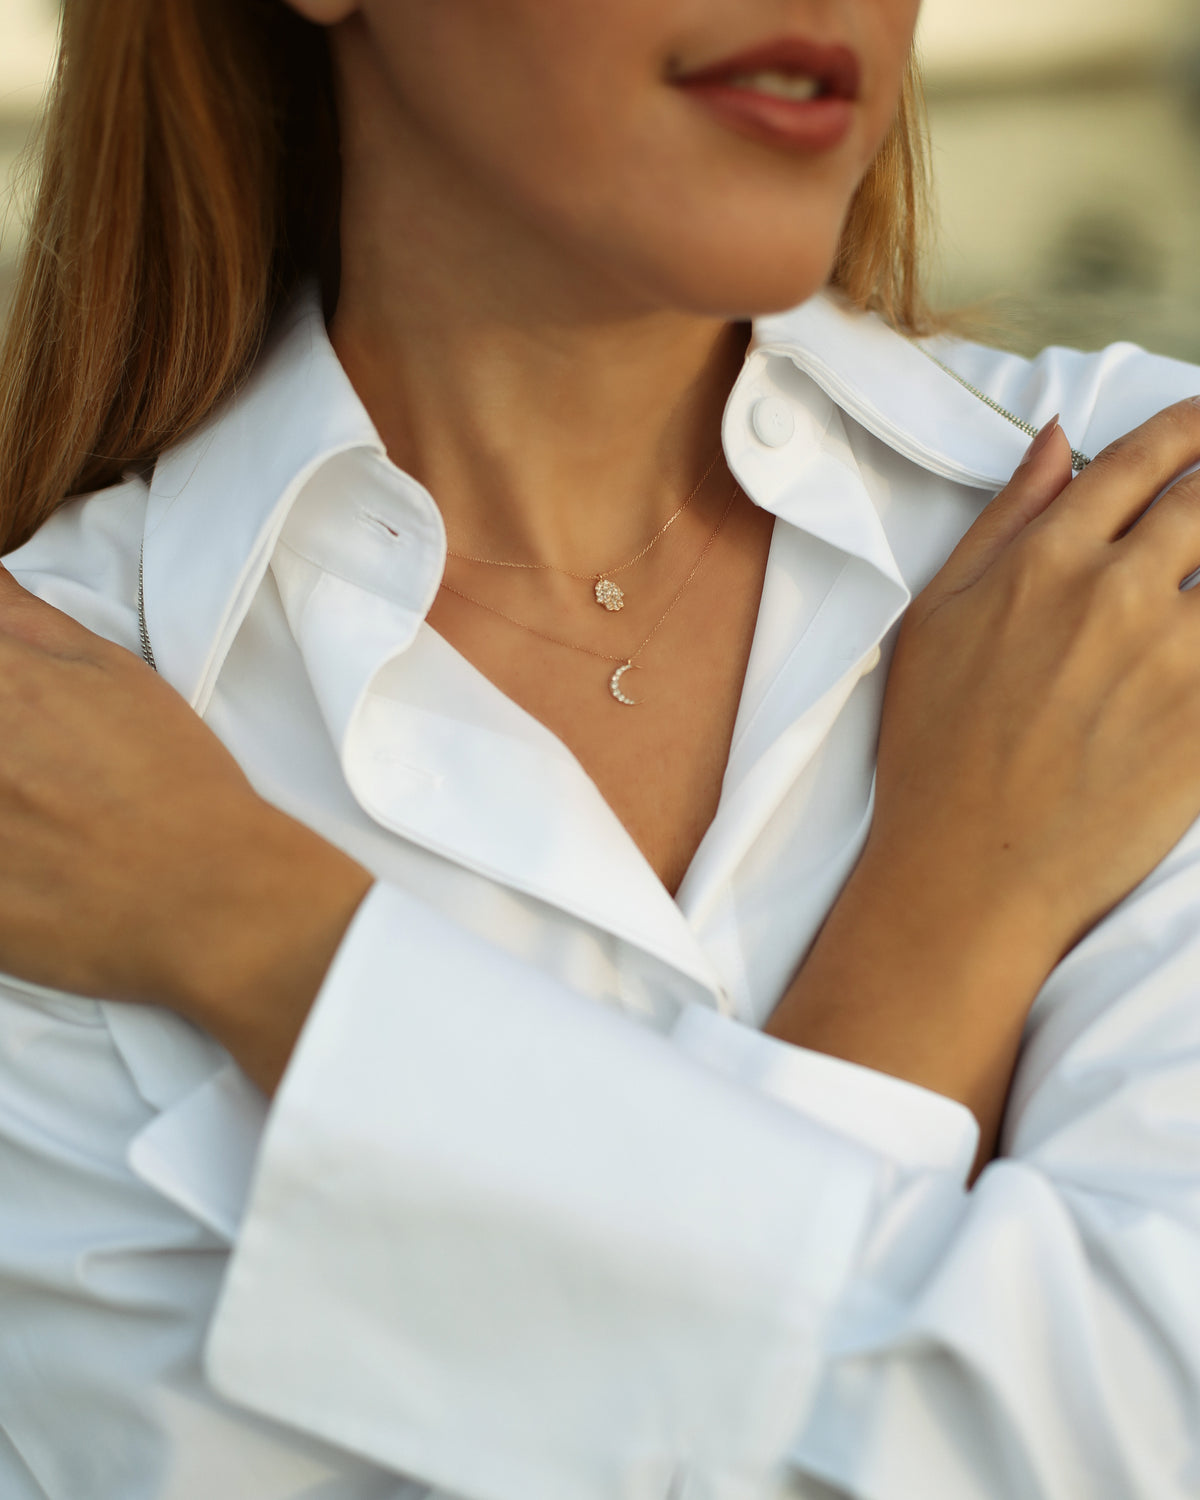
[{"left": 3, "top": 0, "right": 1200, "bottom": 1496}]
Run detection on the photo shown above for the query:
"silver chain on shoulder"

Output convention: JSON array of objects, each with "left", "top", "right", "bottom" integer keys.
[
  {"left": 919, "top": 348, "right": 1092, "bottom": 474},
  {"left": 137, "top": 544, "right": 158, "bottom": 672},
  {"left": 133, "top": 362, "right": 1091, "bottom": 673}
]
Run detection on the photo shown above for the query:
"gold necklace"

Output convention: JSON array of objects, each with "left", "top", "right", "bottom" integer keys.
[
  {"left": 445, "top": 450, "right": 723, "bottom": 614},
  {"left": 440, "top": 484, "right": 739, "bottom": 705}
]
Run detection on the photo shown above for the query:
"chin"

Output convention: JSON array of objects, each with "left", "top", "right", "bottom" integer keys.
[
  {"left": 623, "top": 222, "right": 848, "bottom": 321},
  {"left": 583, "top": 155, "right": 864, "bottom": 320}
]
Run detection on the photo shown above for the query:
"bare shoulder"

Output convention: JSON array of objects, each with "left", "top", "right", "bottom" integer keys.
[{"left": 1, "top": 474, "right": 149, "bottom": 654}]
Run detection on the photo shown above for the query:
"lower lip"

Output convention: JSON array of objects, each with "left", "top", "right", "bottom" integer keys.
[{"left": 678, "top": 81, "right": 855, "bottom": 153}]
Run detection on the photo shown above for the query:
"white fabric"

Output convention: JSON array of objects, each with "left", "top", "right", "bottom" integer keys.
[{"left": 3, "top": 288, "right": 1200, "bottom": 1499}]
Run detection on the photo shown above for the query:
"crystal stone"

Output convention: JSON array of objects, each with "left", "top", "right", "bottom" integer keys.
[{"left": 594, "top": 577, "right": 625, "bottom": 611}]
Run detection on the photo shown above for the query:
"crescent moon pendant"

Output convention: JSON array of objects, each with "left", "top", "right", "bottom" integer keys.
[{"left": 609, "top": 661, "right": 639, "bottom": 706}]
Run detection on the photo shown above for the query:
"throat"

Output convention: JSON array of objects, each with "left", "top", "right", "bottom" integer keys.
[{"left": 329, "top": 295, "right": 751, "bottom": 578}]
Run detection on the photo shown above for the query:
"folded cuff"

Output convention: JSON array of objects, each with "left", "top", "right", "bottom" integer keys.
[{"left": 205, "top": 882, "right": 886, "bottom": 1500}]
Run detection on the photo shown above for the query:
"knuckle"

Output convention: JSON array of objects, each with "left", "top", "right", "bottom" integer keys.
[
  {"left": 1095, "top": 400, "right": 1200, "bottom": 474},
  {"left": 1143, "top": 398, "right": 1200, "bottom": 446},
  {"left": 1090, "top": 430, "right": 1156, "bottom": 474},
  {"left": 1164, "top": 470, "right": 1200, "bottom": 516},
  {"left": 1159, "top": 395, "right": 1200, "bottom": 431},
  {"left": 1145, "top": 400, "right": 1194, "bottom": 440},
  {"left": 1013, "top": 521, "right": 1077, "bottom": 582},
  {"left": 1142, "top": 625, "right": 1198, "bottom": 704},
  {"left": 1096, "top": 556, "right": 1155, "bottom": 624}
]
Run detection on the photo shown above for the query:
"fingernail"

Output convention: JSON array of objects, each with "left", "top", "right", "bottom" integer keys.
[{"left": 1019, "top": 415, "right": 1061, "bottom": 467}]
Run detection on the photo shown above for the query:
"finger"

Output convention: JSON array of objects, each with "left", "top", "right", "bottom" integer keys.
[
  {"left": 0, "top": 565, "right": 105, "bottom": 657},
  {"left": 931, "top": 419, "right": 1074, "bottom": 594},
  {"left": 1119, "top": 465, "right": 1200, "bottom": 586},
  {"left": 1054, "top": 396, "right": 1200, "bottom": 539}
]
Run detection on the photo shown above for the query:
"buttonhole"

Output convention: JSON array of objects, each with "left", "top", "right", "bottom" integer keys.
[
  {"left": 371, "top": 750, "right": 444, "bottom": 787},
  {"left": 359, "top": 510, "right": 400, "bottom": 539}
]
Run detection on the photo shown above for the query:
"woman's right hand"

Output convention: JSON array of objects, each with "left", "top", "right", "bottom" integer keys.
[{"left": 769, "top": 399, "right": 1200, "bottom": 1161}]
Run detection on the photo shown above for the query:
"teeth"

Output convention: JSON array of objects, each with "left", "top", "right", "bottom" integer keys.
[{"left": 726, "top": 70, "right": 822, "bottom": 102}]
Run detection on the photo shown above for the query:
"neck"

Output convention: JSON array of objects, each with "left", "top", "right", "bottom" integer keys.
[{"left": 327, "top": 23, "right": 746, "bottom": 570}]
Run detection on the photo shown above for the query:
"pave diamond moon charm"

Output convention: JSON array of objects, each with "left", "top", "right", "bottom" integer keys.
[
  {"left": 609, "top": 661, "right": 638, "bottom": 705},
  {"left": 595, "top": 577, "right": 625, "bottom": 611}
]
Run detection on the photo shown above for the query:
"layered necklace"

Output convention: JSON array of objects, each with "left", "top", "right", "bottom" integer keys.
[
  {"left": 440, "top": 459, "right": 737, "bottom": 706},
  {"left": 446, "top": 450, "right": 722, "bottom": 614}
]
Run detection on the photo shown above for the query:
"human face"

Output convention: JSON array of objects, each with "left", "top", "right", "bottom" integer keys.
[{"left": 296, "top": 0, "right": 922, "bottom": 318}]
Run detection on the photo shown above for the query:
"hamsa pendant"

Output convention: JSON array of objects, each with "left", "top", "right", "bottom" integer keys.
[{"left": 594, "top": 577, "right": 625, "bottom": 611}]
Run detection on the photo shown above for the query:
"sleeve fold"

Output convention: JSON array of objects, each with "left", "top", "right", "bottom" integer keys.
[{"left": 205, "top": 883, "right": 887, "bottom": 1500}]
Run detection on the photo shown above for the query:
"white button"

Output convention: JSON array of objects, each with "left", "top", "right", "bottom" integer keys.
[{"left": 750, "top": 397, "right": 795, "bottom": 448}]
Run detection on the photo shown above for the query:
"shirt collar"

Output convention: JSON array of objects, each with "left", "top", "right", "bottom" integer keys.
[
  {"left": 141, "top": 284, "right": 1025, "bottom": 711},
  {"left": 142, "top": 294, "right": 392, "bottom": 712},
  {"left": 753, "top": 292, "right": 1031, "bottom": 488}
]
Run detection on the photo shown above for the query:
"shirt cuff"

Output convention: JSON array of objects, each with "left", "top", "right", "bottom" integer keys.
[
  {"left": 671, "top": 1002, "right": 979, "bottom": 1183},
  {"left": 205, "top": 881, "right": 885, "bottom": 1500}
]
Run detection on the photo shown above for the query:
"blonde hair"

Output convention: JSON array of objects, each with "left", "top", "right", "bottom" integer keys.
[{"left": 0, "top": 8, "right": 934, "bottom": 555}]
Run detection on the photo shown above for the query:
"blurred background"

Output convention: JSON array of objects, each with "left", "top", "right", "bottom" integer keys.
[
  {"left": 3, "top": 0, "right": 1200, "bottom": 358},
  {"left": 1, "top": 0, "right": 54, "bottom": 326},
  {"left": 918, "top": 0, "right": 1200, "bottom": 358}
]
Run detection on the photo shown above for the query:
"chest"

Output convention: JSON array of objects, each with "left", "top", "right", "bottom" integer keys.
[
  {"left": 427, "top": 494, "right": 778, "bottom": 894},
  {"left": 206, "top": 521, "right": 899, "bottom": 1036}
]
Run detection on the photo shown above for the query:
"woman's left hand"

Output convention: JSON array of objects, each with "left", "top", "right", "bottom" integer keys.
[{"left": 0, "top": 567, "right": 373, "bottom": 1090}]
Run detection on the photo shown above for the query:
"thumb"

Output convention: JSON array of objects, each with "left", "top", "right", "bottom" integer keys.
[{"left": 933, "top": 418, "right": 1075, "bottom": 595}]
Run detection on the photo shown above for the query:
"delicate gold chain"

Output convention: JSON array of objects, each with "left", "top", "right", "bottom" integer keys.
[
  {"left": 445, "top": 450, "right": 723, "bottom": 580},
  {"left": 439, "top": 484, "right": 740, "bottom": 665}
]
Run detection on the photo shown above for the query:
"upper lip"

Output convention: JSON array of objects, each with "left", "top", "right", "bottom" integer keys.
[{"left": 673, "top": 38, "right": 862, "bottom": 101}]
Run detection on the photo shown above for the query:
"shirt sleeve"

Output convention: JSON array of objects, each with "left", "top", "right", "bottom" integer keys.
[
  {"left": 670, "top": 1003, "right": 979, "bottom": 1180},
  {"left": 206, "top": 829, "right": 1200, "bottom": 1500},
  {"left": 203, "top": 881, "right": 890, "bottom": 1500},
  {"left": 781, "top": 830, "right": 1200, "bottom": 1500}
]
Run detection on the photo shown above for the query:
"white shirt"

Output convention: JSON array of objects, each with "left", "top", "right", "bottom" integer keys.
[{"left": 5, "top": 290, "right": 1200, "bottom": 1500}]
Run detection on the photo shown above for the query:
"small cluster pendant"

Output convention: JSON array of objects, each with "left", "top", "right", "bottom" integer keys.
[{"left": 594, "top": 576, "right": 625, "bottom": 611}]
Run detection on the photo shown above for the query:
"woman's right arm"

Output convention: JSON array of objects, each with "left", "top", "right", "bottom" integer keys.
[{"left": 770, "top": 402, "right": 1200, "bottom": 1167}]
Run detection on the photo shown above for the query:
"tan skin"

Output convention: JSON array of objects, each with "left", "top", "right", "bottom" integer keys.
[
  {"left": 412, "top": 324, "right": 771, "bottom": 896},
  {"left": 319, "top": 0, "right": 899, "bottom": 893},
  {"left": 4, "top": 0, "right": 1200, "bottom": 1179}
]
